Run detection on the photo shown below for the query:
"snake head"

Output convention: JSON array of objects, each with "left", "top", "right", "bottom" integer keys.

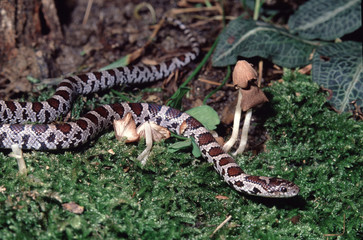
[
  {"left": 244, "top": 176, "right": 300, "bottom": 198},
  {"left": 265, "top": 178, "right": 300, "bottom": 198}
]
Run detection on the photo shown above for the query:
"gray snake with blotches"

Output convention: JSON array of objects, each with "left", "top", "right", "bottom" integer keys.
[{"left": 0, "top": 18, "right": 299, "bottom": 198}]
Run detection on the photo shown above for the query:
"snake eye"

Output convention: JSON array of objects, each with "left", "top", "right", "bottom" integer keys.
[{"left": 280, "top": 187, "right": 287, "bottom": 192}]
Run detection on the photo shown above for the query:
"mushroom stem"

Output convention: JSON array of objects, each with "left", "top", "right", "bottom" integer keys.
[
  {"left": 223, "top": 90, "right": 243, "bottom": 152},
  {"left": 233, "top": 108, "right": 252, "bottom": 155},
  {"left": 9, "top": 144, "right": 27, "bottom": 175},
  {"left": 137, "top": 121, "right": 153, "bottom": 165}
]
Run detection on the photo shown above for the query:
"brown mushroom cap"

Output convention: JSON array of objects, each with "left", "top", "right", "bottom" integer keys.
[
  {"left": 240, "top": 84, "right": 269, "bottom": 111},
  {"left": 137, "top": 122, "right": 170, "bottom": 142},
  {"left": 113, "top": 113, "right": 140, "bottom": 143},
  {"left": 232, "top": 60, "right": 268, "bottom": 111},
  {"left": 233, "top": 60, "right": 257, "bottom": 88}
]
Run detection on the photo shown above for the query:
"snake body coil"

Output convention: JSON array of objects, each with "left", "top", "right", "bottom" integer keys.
[{"left": 0, "top": 19, "right": 299, "bottom": 198}]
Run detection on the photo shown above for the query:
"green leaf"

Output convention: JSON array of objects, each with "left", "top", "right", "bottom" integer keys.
[
  {"left": 185, "top": 105, "right": 220, "bottom": 131},
  {"left": 288, "top": 0, "right": 362, "bottom": 41},
  {"left": 99, "top": 55, "right": 129, "bottom": 71},
  {"left": 167, "top": 134, "right": 202, "bottom": 158},
  {"left": 168, "top": 139, "right": 192, "bottom": 153},
  {"left": 191, "top": 138, "right": 202, "bottom": 158},
  {"left": 212, "top": 18, "right": 318, "bottom": 68},
  {"left": 312, "top": 41, "right": 363, "bottom": 112},
  {"left": 27, "top": 76, "right": 40, "bottom": 84}
]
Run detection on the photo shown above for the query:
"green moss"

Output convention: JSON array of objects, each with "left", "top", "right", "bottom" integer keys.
[
  {"left": 262, "top": 70, "right": 362, "bottom": 239},
  {"left": 0, "top": 72, "right": 361, "bottom": 239}
]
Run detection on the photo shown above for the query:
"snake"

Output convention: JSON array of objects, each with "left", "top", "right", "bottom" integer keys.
[{"left": 0, "top": 18, "right": 299, "bottom": 198}]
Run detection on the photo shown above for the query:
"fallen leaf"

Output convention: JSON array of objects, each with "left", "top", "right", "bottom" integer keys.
[{"left": 62, "top": 202, "right": 84, "bottom": 214}]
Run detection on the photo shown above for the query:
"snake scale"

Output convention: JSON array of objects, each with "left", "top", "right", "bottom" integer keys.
[{"left": 0, "top": 18, "right": 299, "bottom": 198}]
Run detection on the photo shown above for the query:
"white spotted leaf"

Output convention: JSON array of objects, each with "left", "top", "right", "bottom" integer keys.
[
  {"left": 288, "top": 0, "right": 362, "bottom": 41},
  {"left": 312, "top": 41, "right": 363, "bottom": 112},
  {"left": 212, "top": 18, "right": 318, "bottom": 68}
]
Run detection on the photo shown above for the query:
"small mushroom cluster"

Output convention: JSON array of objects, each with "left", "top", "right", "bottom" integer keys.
[
  {"left": 223, "top": 60, "right": 268, "bottom": 155},
  {"left": 113, "top": 113, "right": 171, "bottom": 165},
  {"left": 113, "top": 60, "right": 269, "bottom": 163}
]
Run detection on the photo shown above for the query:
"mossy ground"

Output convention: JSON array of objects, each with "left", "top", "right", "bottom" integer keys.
[{"left": 0, "top": 71, "right": 361, "bottom": 239}]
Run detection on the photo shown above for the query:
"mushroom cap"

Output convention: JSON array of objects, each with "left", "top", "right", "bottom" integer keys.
[
  {"left": 233, "top": 60, "right": 257, "bottom": 88},
  {"left": 137, "top": 122, "right": 170, "bottom": 142},
  {"left": 113, "top": 113, "right": 140, "bottom": 142},
  {"left": 240, "top": 84, "right": 269, "bottom": 111}
]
